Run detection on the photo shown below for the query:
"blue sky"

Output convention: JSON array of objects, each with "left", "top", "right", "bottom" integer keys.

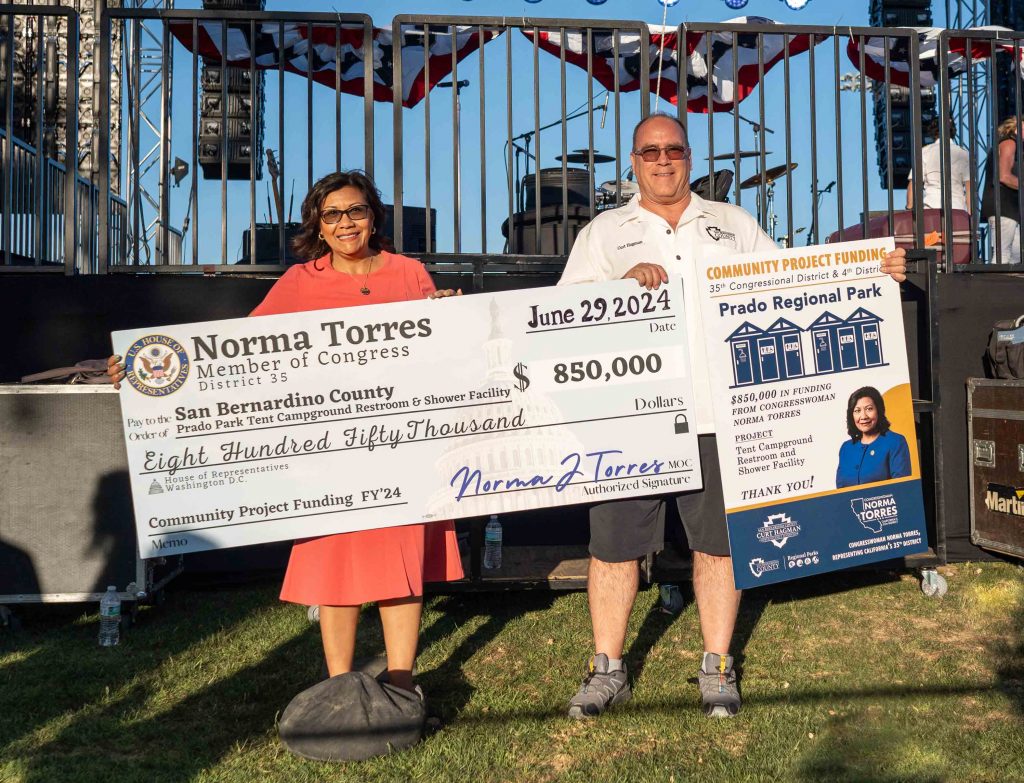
[{"left": 150, "top": 0, "right": 959, "bottom": 263}]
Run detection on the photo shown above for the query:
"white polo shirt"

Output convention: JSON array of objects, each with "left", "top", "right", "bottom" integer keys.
[
  {"left": 559, "top": 192, "right": 776, "bottom": 434},
  {"left": 908, "top": 140, "right": 971, "bottom": 212}
]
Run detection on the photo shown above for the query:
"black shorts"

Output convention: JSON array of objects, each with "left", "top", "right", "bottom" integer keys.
[{"left": 589, "top": 435, "right": 729, "bottom": 561}]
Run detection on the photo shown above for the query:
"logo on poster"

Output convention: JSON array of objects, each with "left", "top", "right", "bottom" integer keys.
[
  {"left": 125, "top": 334, "right": 190, "bottom": 396},
  {"left": 748, "top": 557, "right": 781, "bottom": 578},
  {"left": 756, "top": 512, "right": 802, "bottom": 548},
  {"left": 786, "top": 551, "right": 820, "bottom": 568},
  {"left": 849, "top": 493, "right": 899, "bottom": 534}
]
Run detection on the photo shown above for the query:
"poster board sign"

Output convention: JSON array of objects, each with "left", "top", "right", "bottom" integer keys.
[{"left": 696, "top": 238, "right": 928, "bottom": 589}]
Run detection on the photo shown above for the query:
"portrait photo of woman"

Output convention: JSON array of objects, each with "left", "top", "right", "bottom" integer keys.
[{"left": 835, "top": 386, "right": 912, "bottom": 489}]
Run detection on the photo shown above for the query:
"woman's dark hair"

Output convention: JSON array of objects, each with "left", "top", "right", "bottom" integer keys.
[
  {"left": 291, "top": 170, "right": 392, "bottom": 263},
  {"left": 845, "top": 386, "right": 891, "bottom": 441}
]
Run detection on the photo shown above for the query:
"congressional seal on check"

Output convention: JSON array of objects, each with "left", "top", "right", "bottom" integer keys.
[{"left": 112, "top": 277, "right": 702, "bottom": 557}]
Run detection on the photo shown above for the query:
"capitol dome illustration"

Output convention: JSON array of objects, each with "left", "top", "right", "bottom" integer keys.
[{"left": 427, "top": 298, "right": 587, "bottom": 519}]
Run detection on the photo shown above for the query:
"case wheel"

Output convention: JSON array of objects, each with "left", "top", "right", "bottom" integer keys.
[{"left": 920, "top": 568, "right": 948, "bottom": 598}]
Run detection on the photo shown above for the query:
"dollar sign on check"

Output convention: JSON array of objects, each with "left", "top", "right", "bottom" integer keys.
[{"left": 513, "top": 362, "right": 530, "bottom": 392}]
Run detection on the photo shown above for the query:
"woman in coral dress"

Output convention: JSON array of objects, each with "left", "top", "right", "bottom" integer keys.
[
  {"left": 110, "top": 170, "right": 463, "bottom": 693},
  {"left": 250, "top": 171, "right": 463, "bottom": 692}
]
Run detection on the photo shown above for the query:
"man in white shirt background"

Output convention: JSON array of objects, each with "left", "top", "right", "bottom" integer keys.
[{"left": 558, "top": 112, "right": 909, "bottom": 719}]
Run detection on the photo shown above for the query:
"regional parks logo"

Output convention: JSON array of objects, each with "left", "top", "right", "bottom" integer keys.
[
  {"left": 756, "top": 512, "right": 801, "bottom": 549},
  {"left": 125, "top": 335, "right": 190, "bottom": 396},
  {"left": 785, "top": 550, "right": 820, "bottom": 569},
  {"left": 849, "top": 493, "right": 899, "bottom": 534}
]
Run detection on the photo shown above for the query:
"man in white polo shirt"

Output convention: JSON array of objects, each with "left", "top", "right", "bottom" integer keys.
[{"left": 559, "top": 112, "right": 908, "bottom": 719}]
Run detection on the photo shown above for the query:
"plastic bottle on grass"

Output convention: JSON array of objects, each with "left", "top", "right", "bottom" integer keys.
[
  {"left": 98, "top": 585, "right": 121, "bottom": 647},
  {"left": 483, "top": 515, "right": 502, "bottom": 570}
]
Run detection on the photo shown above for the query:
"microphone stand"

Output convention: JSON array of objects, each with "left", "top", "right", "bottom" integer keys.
[
  {"left": 807, "top": 180, "right": 836, "bottom": 245},
  {"left": 734, "top": 114, "right": 775, "bottom": 228},
  {"left": 510, "top": 99, "right": 607, "bottom": 212}
]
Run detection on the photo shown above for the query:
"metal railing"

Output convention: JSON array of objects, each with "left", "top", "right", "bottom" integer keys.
[
  {"left": 0, "top": 129, "right": 130, "bottom": 270},
  {"left": 937, "top": 27, "right": 1024, "bottom": 269},
  {"left": 0, "top": 6, "right": 1017, "bottom": 274},
  {"left": 0, "top": 5, "right": 77, "bottom": 273},
  {"left": 391, "top": 15, "right": 650, "bottom": 264},
  {"left": 97, "top": 8, "right": 376, "bottom": 273}
]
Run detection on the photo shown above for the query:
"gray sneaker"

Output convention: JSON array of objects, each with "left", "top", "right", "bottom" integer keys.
[
  {"left": 698, "top": 652, "right": 741, "bottom": 718},
  {"left": 567, "top": 653, "right": 631, "bottom": 719}
]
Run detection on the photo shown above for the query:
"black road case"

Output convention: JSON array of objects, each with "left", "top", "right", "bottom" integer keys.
[{"left": 968, "top": 378, "right": 1024, "bottom": 559}]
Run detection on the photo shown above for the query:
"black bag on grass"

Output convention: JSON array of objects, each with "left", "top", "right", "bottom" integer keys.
[
  {"left": 984, "top": 315, "right": 1024, "bottom": 380},
  {"left": 278, "top": 672, "right": 425, "bottom": 762}
]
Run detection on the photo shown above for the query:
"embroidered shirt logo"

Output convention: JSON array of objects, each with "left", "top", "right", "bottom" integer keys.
[
  {"left": 705, "top": 226, "right": 737, "bottom": 243},
  {"left": 616, "top": 240, "right": 644, "bottom": 251}
]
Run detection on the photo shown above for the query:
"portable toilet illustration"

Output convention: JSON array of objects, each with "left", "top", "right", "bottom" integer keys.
[
  {"left": 764, "top": 317, "right": 806, "bottom": 380},
  {"left": 725, "top": 322, "right": 766, "bottom": 387}
]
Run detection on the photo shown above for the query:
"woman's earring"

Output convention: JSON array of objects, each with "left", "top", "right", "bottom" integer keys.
[{"left": 318, "top": 232, "right": 324, "bottom": 240}]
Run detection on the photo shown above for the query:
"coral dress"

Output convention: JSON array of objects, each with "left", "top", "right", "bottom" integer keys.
[{"left": 251, "top": 251, "right": 464, "bottom": 605}]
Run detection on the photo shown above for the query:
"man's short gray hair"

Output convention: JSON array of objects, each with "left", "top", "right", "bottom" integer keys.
[{"left": 631, "top": 112, "right": 689, "bottom": 151}]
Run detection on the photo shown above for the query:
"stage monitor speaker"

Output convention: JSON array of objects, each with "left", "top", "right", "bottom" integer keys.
[
  {"left": 501, "top": 205, "right": 592, "bottom": 255},
  {"left": 0, "top": 387, "right": 181, "bottom": 602},
  {"left": 240, "top": 222, "right": 303, "bottom": 265},
  {"left": 383, "top": 205, "right": 437, "bottom": 254}
]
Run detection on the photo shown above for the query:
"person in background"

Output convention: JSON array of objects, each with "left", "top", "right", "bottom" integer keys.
[
  {"left": 906, "top": 117, "right": 971, "bottom": 214},
  {"left": 982, "top": 116, "right": 1022, "bottom": 264},
  {"left": 109, "top": 170, "right": 463, "bottom": 697}
]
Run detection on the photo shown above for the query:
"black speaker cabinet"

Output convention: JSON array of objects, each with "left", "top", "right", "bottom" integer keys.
[
  {"left": 383, "top": 205, "right": 437, "bottom": 254},
  {"left": 0, "top": 386, "right": 181, "bottom": 604},
  {"left": 240, "top": 223, "right": 303, "bottom": 265},
  {"left": 968, "top": 378, "right": 1024, "bottom": 560}
]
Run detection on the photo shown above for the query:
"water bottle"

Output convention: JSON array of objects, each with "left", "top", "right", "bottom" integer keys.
[
  {"left": 98, "top": 585, "right": 121, "bottom": 647},
  {"left": 483, "top": 515, "right": 502, "bottom": 570}
]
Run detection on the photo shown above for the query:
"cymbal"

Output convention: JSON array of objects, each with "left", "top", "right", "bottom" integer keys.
[
  {"left": 707, "top": 151, "right": 769, "bottom": 161},
  {"left": 557, "top": 149, "right": 615, "bottom": 165},
  {"left": 739, "top": 162, "right": 798, "bottom": 189}
]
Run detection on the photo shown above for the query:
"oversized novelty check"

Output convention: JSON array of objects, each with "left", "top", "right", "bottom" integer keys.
[{"left": 113, "top": 277, "right": 702, "bottom": 557}]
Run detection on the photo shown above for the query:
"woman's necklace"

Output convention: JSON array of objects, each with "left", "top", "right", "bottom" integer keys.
[{"left": 336, "top": 254, "right": 375, "bottom": 295}]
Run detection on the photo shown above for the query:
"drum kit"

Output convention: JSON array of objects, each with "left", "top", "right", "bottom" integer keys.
[{"left": 523, "top": 147, "right": 799, "bottom": 230}]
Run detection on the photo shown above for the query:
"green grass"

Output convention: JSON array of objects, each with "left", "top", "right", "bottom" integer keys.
[{"left": 2, "top": 562, "right": 1022, "bottom": 783}]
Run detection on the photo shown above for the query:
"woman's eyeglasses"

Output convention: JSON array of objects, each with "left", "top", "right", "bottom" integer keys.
[
  {"left": 632, "top": 145, "right": 691, "bottom": 163},
  {"left": 321, "top": 204, "right": 371, "bottom": 224}
]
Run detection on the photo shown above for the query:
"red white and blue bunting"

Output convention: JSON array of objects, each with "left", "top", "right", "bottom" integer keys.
[
  {"left": 168, "top": 21, "right": 498, "bottom": 108},
  {"left": 522, "top": 17, "right": 819, "bottom": 112},
  {"left": 169, "top": 17, "right": 1021, "bottom": 109},
  {"left": 848, "top": 27, "right": 1024, "bottom": 89}
]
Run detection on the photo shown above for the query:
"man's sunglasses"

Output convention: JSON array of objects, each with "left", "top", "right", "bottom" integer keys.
[
  {"left": 321, "top": 204, "right": 371, "bottom": 224},
  {"left": 632, "top": 145, "right": 691, "bottom": 163}
]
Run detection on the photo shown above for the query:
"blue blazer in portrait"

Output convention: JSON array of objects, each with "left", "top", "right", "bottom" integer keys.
[{"left": 835, "top": 429, "right": 912, "bottom": 489}]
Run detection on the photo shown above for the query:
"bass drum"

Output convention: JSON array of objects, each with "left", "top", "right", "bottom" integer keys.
[{"left": 522, "top": 168, "right": 593, "bottom": 210}]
